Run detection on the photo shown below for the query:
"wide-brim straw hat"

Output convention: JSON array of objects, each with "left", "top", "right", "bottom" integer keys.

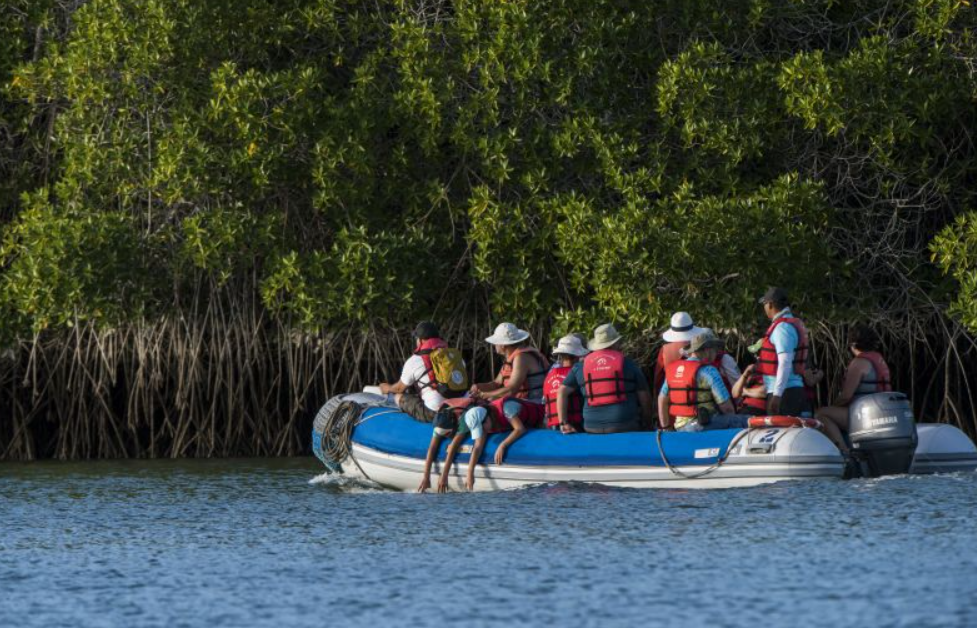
[
  {"left": 485, "top": 322, "right": 531, "bottom": 346},
  {"left": 552, "top": 334, "right": 590, "bottom": 357},
  {"left": 588, "top": 323, "right": 623, "bottom": 351},
  {"left": 662, "top": 311, "right": 705, "bottom": 343}
]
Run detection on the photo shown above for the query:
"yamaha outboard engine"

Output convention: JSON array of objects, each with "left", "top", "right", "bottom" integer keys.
[{"left": 848, "top": 392, "right": 918, "bottom": 477}]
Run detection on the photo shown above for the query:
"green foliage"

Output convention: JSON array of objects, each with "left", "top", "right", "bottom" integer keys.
[
  {"left": 1, "top": 0, "right": 977, "bottom": 339},
  {"left": 932, "top": 213, "right": 977, "bottom": 331}
]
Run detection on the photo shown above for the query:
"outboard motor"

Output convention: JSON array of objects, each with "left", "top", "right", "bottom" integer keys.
[{"left": 848, "top": 392, "right": 918, "bottom": 477}]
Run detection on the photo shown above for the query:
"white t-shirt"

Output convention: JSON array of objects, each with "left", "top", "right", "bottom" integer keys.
[{"left": 399, "top": 355, "right": 445, "bottom": 411}]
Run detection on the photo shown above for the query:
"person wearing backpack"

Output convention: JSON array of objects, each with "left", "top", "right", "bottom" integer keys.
[
  {"left": 378, "top": 321, "right": 469, "bottom": 423},
  {"left": 557, "top": 323, "right": 653, "bottom": 434}
]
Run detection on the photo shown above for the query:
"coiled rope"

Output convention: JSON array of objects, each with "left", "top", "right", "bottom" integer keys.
[
  {"left": 312, "top": 397, "right": 400, "bottom": 475},
  {"left": 317, "top": 400, "right": 366, "bottom": 472}
]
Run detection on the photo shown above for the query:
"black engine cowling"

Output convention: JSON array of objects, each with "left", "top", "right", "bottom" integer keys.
[{"left": 848, "top": 392, "right": 918, "bottom": 477}]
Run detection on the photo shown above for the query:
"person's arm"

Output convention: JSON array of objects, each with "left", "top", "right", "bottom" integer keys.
[
  {"left": 731, "top": 364, "right": 755, "bottom": 400},
  {"left": 417, "top": 432, "right": 445, "bottom": 493},
  {"left": 744, "top": 385, "right": 767, "bottom": 399},
  {"left": 833, "top": 359, "right": 868, "bottom": 408},
  {"left": 721, "top": 354, "right": 742, "bottom": 384},
  {"left": 657, "top": 393, "right": 671, "bottom": 430},
  {"left": 437, "top": 433, "right": 466, "bottom": 493},
  {"left": 466, "top": 435, "right": 487, "bottom": 491},
  {"left": 557, "top": 385, "right": 578, "bottom": 434},
  {"left": 637, "top": 390, "right": 653, "bottom": 427},
  {"left": 481, "top": 354, "right": 530, "bottom": 401},
  {"left": 494, "top": 416, "right": 526, "bottom": 465},
  {"left": 380, "top": 381, "right": 408, "bottom": 394},
  {"left": 706, "top": 367, "right": 736, "bottom": 416}
]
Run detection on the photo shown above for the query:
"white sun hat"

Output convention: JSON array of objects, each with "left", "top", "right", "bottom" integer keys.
[
  {"left": 662, "top": 311, "right": 706, "bottom": 343},
  {"left": 552, "top": 334, "right": 590, "bottom": 357},
  {"left": 485, "top": 322, "right": 531, "bottom": 346}
]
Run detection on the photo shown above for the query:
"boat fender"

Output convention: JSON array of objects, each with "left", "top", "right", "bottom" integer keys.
[{"left": 748, "top": 415, "right": 822, "bottom": 430}]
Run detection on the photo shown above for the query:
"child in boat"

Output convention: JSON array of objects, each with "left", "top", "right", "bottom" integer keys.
[
  {"left": 437, "top": 403, "right": 509, "bottom": 492},
  {"left": 416, "top": 402, "right": 466, "bottom": 493}
]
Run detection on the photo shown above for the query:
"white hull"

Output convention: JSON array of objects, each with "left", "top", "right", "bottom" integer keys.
[{"left": 346, "top": 427, "right": 847, "bottom": 491}]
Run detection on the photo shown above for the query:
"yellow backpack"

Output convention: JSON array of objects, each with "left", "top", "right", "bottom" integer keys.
[{"left": 424, "top": 347, "right": 469, "bottom": 397}]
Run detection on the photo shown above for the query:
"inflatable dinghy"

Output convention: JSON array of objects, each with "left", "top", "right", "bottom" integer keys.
[{"left": 311, "top": 393, "right": 977, "bottom": 491}]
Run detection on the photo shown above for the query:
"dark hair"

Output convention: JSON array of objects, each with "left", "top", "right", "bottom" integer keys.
[
  {"left": 413, "top": 321, "right": 441, "bottom": 340},
  {"left": 849, "top": 324, "right": 880, "bottom": 352},
  {"left": 770, "top": 296, "right": 790, "bottom": 310}
]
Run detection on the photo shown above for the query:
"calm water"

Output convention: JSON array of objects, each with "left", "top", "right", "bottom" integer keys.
[{"left": 2, "top": 459, "right": 976, "bottom": 628}]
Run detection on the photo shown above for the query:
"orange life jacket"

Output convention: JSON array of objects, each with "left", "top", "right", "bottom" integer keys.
[
  {"left": 855, "top": 351, "right": 892, "bottom": 395},
  {"left": 499, "top": 347, "right": 550, "bottom": 399},
  {"left": 654, "top": 341, "right": 689, "bottom": 395}
]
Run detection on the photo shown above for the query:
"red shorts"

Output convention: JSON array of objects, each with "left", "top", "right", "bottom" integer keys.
[{"left": 490, "top": 397, "right": 546, "bottom": 430}]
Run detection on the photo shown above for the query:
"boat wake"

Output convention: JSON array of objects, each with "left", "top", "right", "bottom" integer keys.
[{"left": 308, "top": 472, "right": 387, "bottom": 493}]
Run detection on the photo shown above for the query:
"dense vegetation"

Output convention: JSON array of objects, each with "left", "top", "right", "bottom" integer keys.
[{"left": 1, "top": 0, "right": 976, "bottom": 459}]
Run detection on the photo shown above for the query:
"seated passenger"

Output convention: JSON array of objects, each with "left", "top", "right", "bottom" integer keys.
[
  {"left": 543, "top": 335, "right": 588, "bottom": 432},
  {"left": 815, "top": 325, "right": 892, "bottom": 455},
  {"left": 731, "top": 364, "right": 769, "bottom": 416},
  {"left": 653, "top": 312, "right": 704, "bottom": 396},
  {"left": 658, "top": 330, "right": 749, "bottom": 432},
  {"left": 437, "top": 403, "right": 508, "bottom": 492},
  {"left": 558, "top": 323, "right": 653, "bottom": 434},
  {"left": 378, "top": 321, "right": 468, "bottom": 423},
  {"left": 469, "top": 323, "right": 550, "bottom": 463}
]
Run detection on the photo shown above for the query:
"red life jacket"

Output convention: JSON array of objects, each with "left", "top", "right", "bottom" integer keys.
[
  {"left": 755, "top": 316, "right": 809, "bottom": 378},
  {"left": 582, "top": 349, "right": 634, "bottom": 407},
  {"left": 738, "top": 372, "right": 768, "bottom": 412},
  {"left": 414, "top": 337, "right": 449, "bottom": 390},
  {"left": 856, "top": 351, "right": 892, "bottom": 393},
  {"left": 665, "top": 359, "right": 710, "bottom": 418},
  {"left": 500, "top": 347, "right": 550, "bottom": 399},
  {"left": 543, "top": 366, "right": 584, "bottom": 427},
  {"left": 654, "top": 341, "right": 688, "bottom": 395}
]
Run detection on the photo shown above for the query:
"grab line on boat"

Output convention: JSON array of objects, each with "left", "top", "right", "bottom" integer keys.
[{"left": 655, "top": 428, "right": 752, "bottom": 479}]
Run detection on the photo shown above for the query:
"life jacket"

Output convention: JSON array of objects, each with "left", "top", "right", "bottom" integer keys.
[
  {"left": 707, "top": 351, "right": 734, "bottom": 392},
  {"left": 543, "top": 365, "right": 583, "bottom": 427},
  {"left": 755, "top": 316, "right": 809, "bottom": 378},
  {"left": 665, "top": 359, "right": 713, "bottom": 418},
  {"left": 415, "top": 338, "right": 468, "bottom": 398},
  {"left": 582, "top": 349, "right": 634, "bottom": 407},
  {"left": 499, "top": 347, "right": 549, "bottom": 400},
  {"left": 853, "top": 351, "right": 891, "bottom": 397},
  {"left": 738, "top": 371, "right": 768, "bottom": 413},
  {"left": 654, "top": 341, "right": 688, "bottom": 394}
]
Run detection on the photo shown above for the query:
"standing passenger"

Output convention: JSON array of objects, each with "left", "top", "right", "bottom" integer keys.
[
  {"left": 543, "top": 335, "right": 588, "bottom": 431},
  {"left": 470, "top": 323, "right": 549, "bottom": 464},
  {"left": 755, "top": 287, "right": 812, "bottom": 416},
  {"left": 814, "top": 325, "right": 893, "bottom": 455},
  {"left": 557, "top": 324, "right": 653, "bottom": 434}
]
